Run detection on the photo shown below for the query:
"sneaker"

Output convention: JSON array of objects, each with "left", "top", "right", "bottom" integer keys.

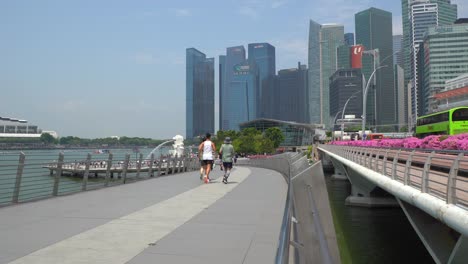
[
  {"left": 204, "top": 177, "right": 210, "bottom": 184},
  {"left": 222, "top": 177, "right": 227, "bottom": 184}
]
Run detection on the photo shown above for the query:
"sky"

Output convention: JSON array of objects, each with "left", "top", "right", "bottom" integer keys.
[{"left": 1, "top": 0, "right": 467, "bottom": 139}]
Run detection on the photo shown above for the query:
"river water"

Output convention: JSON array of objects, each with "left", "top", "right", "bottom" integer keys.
[{"left": 325, "top": 173, "right": 435, "bottom": 263}]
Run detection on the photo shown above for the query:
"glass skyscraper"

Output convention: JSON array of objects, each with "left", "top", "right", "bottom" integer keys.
[
  {"left": 226, "top": 61, "right": 259, "bottom": 130},
  {"left": 401, "top": 0, "right": 457, "bottom": 122},
  {"left": 220, "top": 46, "right": 246, "bottom": 130},
  {"left": 276, "top": 63, "right": 309, "bottom": 123},
  {"left": 344, "top": 33, "right": 355, "bottom": 46},
  {"left": 355, "top": 7, "right": 396, "bottom": 130},
  {"left": 308, "top": 20, "right": 321, "bottom": 124},
  {"left": 248, "top": 43, "right": 276, "bottom": 119},
  {"left": 186, "top": 48, "right": 214, "bottom": 139}
]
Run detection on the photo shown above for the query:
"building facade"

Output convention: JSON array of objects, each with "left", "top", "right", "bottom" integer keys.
[
  {"left": 329, "top": 69, "right": 363, "bottom": 130},
  {"left": 345, "top": 33, "right": 355, "bottom": 46},
  {"left": 248, "top": 43, "right": 276, "bottom": 119},
  {"left": 435, "top": 73, "right": 468, "bottom": 111},
  {"left": 186, "top": 48, "right": 214, "bottom": 139},
  {"left": 393, "top": 35, "right": 403, "bottom": 67},
  {"left": 420, "top": 21, "right": 468, "bottom": 114},
  {"left": 308, "top": 20, "right": 322, "bottom": 124},
  {"left": 276, "top": 63, "right": 309, "bottom": 123},
  {"left": 401, "top": 0, "right": 458, "bottom": 122},
  {"left": 337, "top": 45, "right": 351, "bottom": 69},
  {"left": 220, "top": 46, "right": 246, "bottom": 131},
  {"left": 355, "top": 7, "right": 396, "bottom": 130}
]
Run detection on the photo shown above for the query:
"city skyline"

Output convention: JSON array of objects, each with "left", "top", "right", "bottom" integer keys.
[{"left": 2, "top": 1, "right": 467, "bottom": 138}]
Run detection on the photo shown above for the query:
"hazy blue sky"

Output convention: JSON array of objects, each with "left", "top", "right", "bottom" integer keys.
[{"left": 1, "top": 0, "right": 467, "bottom": 139}]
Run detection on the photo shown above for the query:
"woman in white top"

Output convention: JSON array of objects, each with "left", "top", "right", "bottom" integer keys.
[{"left": 198, "top": 133, "right": 216, "bottom": 183}]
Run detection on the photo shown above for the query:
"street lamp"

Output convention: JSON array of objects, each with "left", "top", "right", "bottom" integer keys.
[
  {"left": 341, "top": 90, "right": 361, "bottom": 140},
  {"left": 361, "top": 65, "right": 387, "bottom": 140},
  {"left": 331, "top": 110, "right": 342, "bottom": 142}
]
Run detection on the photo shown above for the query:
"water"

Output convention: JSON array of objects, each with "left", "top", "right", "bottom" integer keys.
[
  {"left": 325, "top": 173, "right": 435, "bottom": 264},
  {"left": 0, "top": 147, "right": 172, "bottom": 205}
]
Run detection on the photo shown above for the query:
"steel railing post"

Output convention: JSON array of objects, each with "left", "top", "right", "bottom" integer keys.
[
  {"left": 447, "top": 153, "right": 463, "bottom": 204},
  {"left": 82, "top": 153, "right": 91, "bottom": 191},
  {"left": 391, "top": 150, "right": 401, "bottom": 180},
  {"left": 404, "top": 150, "right": 415, "bottom": 185},
  {"left": 148, "top": 153, "right": 154, "bottom": 177},
  {"left": 158, "top": 156, "right": 163, "bottom": 176},
  {"left": 172, "top": 155, "right": 177, "bottom": 174},
  {"left": 382, "top": 150, "right": 389, "bottom": 176},
  {"left": 12, "top": 152, "right": 26, "bottom": 203},
  {"left": 374, "top": 150, "right": 381, "bottom": 171},
  {"left": 421, "top": 151, "right": 435, "bottom": 193},
  {"left": 104, "top": 153, "right": 113, "bottom": 186},
  {"left": 53, "top": 152, "right": 64, "bottom": 196},
  {"left": 136, "top": 153, "right": 143, "bottom": 179},
  {"left": 122, "top": 154, "right": 130, "bottom": 184}
]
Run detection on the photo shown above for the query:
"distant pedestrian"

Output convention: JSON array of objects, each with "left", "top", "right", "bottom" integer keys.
[
  {"left": 198, "top": 133, "right": 216, "bottom": 183},
  {"left": 219, "top": 137, "right": 235, "bottom": 184},
  {"left": 198, "top": 136, "right": 206, "bottom": 180}
]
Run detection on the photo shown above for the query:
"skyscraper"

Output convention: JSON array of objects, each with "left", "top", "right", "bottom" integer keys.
[
  {"left": 393, "top": 35, "right": 403, "bottom": 67},
  {"left": 308, "top": 20, "right": 344, "bottom": 126},
  {"left": 344, "top": 33, "right": 355, "bottom": 46},
  {"left": 401, "top": 0, "right": 457, "bottom": 122},
  {"left": 276, "top": 63, "right": 309, "bottom": 123},
  {"left": 248, "top": 43, "right": 276, "bottom": 119},
  {"left": 355, "top": 7, "right": 396, "bottom": 130},
  {"left": 308, "top": 20, "right": 321, "bottom": 124},
  {"left": 220, "top": 46, "right": 246, "bottom": 130},
  {"left": 186, "top": 48, "right": 214, "bottom": 139}
]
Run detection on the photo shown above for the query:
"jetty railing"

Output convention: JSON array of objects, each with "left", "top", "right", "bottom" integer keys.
[
  {"left": 0, "top": 150, "right": 199, "bottom": 207},
  {"left": 238, "top": 152, "right": 340, "bottom": 264}
]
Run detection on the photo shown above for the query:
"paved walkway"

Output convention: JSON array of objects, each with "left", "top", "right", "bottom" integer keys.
[{"left": 0, "top": 166, "right": 287, "bottom": 264}]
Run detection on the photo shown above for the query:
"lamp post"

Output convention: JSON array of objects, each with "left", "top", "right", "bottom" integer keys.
[
  {"left": 331, "top": 110, "right": 342, "bottom": 142},
  {"left": 341, "top": 90, "right": 361, "bottom": 140},
  {"left": 361, "top": 65, "right": 387, "bottom": 140}
]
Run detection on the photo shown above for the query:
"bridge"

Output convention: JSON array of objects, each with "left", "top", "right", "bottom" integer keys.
[
  {"left": 0, "top": 151, "right": 339, "bottom": 264},
  {"left": 319, "top": 145, "right": 468, "bottom": 264}
]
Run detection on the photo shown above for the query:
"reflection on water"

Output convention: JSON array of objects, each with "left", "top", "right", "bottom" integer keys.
[{"left": 325, "top": 173, "right": 434, "bottom": 264}]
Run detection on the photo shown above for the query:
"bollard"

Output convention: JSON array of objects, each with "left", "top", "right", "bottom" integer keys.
[
  {"left": 82, "top": 153, "right": 91, "bottom": 191},
  {"left": 53, "top": 152, "right": 64, "bottom": 196},
  {"left": 104, "top": 153, "right": 113, "bottom": 187},
  {"left": 148, "top": 153, "right": 154, "bottom": 177},
  {"left": 122, "top": 154, "right": 130, "bottom": 184},
  {"left": 12, "top": 152, "right": 26, "bottom": 203}
]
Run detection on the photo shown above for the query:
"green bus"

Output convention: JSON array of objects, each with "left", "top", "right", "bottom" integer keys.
[{"left": 416, "top": 107, "right": 468, "bottom": 137}]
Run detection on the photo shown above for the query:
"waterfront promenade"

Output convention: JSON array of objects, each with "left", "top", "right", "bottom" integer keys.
[{"left": 0, "top": 166, "right": 286, "bottom": 264}]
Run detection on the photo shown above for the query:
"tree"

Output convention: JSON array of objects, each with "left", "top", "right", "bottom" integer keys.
[
  {"left": 264, "top": 127, "right": 284, "bottom": 148},
  {"left": 40, "top": 133, "right": 56, "bottom": 144}
]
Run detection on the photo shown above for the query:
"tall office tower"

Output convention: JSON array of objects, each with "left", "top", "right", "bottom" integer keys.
[
  {"left": 220, "top": 46, "right": 246, "bottom": 130},
  {"left": 393, "top": 35, "right": 403, "bottom": 67},
  {"left": 276, "top": 62, "right": 309, "bottom": 123},
  {"left": 248, "top": 43, "right": 276, "bottom": 119},
  {"left": 355, "top": 7, "right": 396, "bottom": 130},
  {"left": 186, "top": 48, "right": 214, "bottom": 139},
  {"left": 226, "top": 61, "right": 259, "bottom": 130},
  {"left": 344, "top": 33, "right": 355, "bottom": 46},
  {"left": 395, "top": 65, "right": 408, "bottom": 130},
  {"left": 329, "top": 69, "right": 363, "bottom": 130},
  {"left": 308, "top": 21, "right": 344, "bottom": 127},
  {"left": 402, "top": 0, "right": 457, "bottom": 122},
  {"left": 337, "top": 45, "right": 351, "bottom": 69},
  {"left": 420, "top": 20, "right": 468, "bottom": 114},
  {"left": 308, "top": 20, "right": 322, "bottom": 124},
  {"left": 219, "top": 55, "right": 226, "bottom": 131}
]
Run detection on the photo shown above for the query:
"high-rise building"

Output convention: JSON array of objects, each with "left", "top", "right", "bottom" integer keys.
[
  {"left": 420, "top": 21, "right": 468, "bottom": 114},
  {"left": 329, "top": 69, "right": 363, "bottom": 130},
  {"left": 355, "top": 7, "right": 396, "bottom": 130},
  {"left": 393, "top": 35, "right": 403, "bottom": 67},
  {"left": 308, "top": 20, "right": 322, "bottom": 124},
  {"left": 186, "top": 48, "right": 214, "bottom": 139},
  {"left": 401, "top": 0, "right": 457, "bottom": 121},
  {"left": 395, "top": 65, "right": 408, "bottom": 130},
  {"left": 308, "top": 21, "right": 344, "bottom": 127},
  {"left": 435, "top": 73, "right": 468, "bottom": 111},
  {"left": 337, "top": 45, "right": 351, "bottom": 69},
  {"left": 226, "top": 61, "right": 259, "bottom": 130},
  {"left": 276, "top": 62, "right": 309, "bottom": 123},
  {"left": 344, "top": 33, "right": 355, "bottom": 46},
  {"left": 220, "top": 46, "right": 246, "bottom": 130}
]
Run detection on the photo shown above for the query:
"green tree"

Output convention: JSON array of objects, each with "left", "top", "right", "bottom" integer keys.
[
  {"left": 400, "top": 126, "right": 408, "bottom": 132},
  {"left": 256, "top": 138, "right": 274, "bottom": 154},
  {"left": 40, "top": 133, "right": 56, "bottom": 144},
  {"left": 264, "top": 127, "right": 284, "bottom": 148}
]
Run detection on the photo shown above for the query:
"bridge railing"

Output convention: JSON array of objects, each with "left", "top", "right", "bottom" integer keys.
[
  {"left": 320, "top": 145, "right": 468, "bottom": 209},
  {"left": 239, "top": 152, "right": 339, "bottom": 264},
  {"left": 0, "top": 151, "right": 199, "bottom": 207}
]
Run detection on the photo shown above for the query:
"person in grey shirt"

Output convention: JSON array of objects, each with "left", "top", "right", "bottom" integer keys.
[{"left": 219, "top": 137, "right": 235, "bottom": 184}]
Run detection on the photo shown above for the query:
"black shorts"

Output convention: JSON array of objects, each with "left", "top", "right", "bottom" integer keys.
[
  {"left": 202, "top": 160, "right": 213, "bottom": 166},
  {"left": 223, "top": 162, "right": 233, "bottom": 169}
]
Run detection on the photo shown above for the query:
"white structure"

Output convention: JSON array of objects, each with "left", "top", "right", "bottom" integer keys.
[{"left": 169, "top": 135, "right": 184, "bottom": 157}]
